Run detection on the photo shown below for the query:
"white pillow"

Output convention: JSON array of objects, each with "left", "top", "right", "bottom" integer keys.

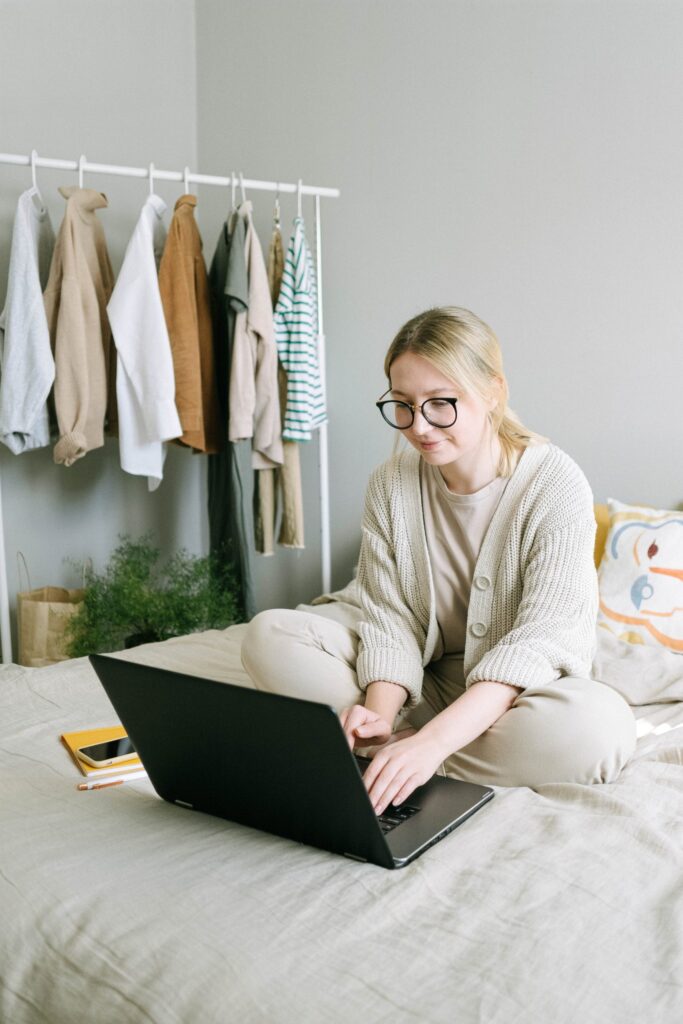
[{"left": 597, "top": 497, "right": 683, "bottom": 655}]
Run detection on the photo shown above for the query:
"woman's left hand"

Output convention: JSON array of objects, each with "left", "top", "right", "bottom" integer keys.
[{"left": 361, "top": 730, "right": 445, "bottom": 815}]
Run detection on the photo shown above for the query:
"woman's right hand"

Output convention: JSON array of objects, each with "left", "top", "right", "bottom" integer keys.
[{"left": 339, "top": 704, "right": 393, "bottom": 750}]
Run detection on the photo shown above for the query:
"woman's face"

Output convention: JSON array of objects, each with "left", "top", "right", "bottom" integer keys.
[{"left": 387, "top": 351, "right": 498, "bottom": 479}]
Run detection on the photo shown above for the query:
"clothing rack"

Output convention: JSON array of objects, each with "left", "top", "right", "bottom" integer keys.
[{"left": 0, "top": 150, "right": 341, "bottom": 664}]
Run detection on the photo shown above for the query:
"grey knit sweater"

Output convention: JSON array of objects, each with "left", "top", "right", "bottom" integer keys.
[{"left": 351, "top": 442, "right": 599, "bottom": 707}]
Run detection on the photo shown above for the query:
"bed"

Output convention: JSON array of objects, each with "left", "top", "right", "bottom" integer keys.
[{"left": 1, "top": 529, "right": 683, "bottom": 1022}]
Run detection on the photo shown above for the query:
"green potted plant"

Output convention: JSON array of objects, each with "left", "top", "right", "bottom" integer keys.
[{"left": 65, "top": 534, "right": 243, "bottom": 657}]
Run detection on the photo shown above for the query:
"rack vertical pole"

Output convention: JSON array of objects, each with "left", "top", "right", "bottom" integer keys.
[
  {"left": 315, "top": 194, "right": 332, "bottom": 595},
  {"left": 0, "top": 474, "right": 11, "bottom": 662}
]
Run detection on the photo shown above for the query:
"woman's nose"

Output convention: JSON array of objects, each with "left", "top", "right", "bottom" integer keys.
[{"left": 410, "top": 409, "right": 432, "bottom": 436}]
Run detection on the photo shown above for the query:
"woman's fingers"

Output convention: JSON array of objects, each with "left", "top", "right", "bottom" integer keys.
[
  {"left": 339, "top": 705, "right": 392, "bottom": 749},
  {"left": 362, "top": 734, "right": 442, "bottom": 814},
  {"left": 355, "top": 721, "right": 386, "bottom": 737},
  {"left": 339, "top": 704, "right": 380, "bottom": 749},
  {"left": 363, "top": 748, "right": 401, "bottom": 803},
  {"left": 369, "top": 763, "right": 416, "bottom": 815},
  {"left": 390, "top": 778, "right": 418, "bottom": 808}
]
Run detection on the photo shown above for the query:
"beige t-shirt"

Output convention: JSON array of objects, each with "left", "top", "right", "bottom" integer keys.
[{"left": 421, "top": 461, "right": 509, "bottom": 669}]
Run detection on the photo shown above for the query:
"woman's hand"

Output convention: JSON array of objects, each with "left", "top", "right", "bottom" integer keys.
[
  {"left": 339, "top": 704, "right": 393, "bottom": 750},
  {"left": 361, "top": 730, "right": 445, "bottom": 815}
]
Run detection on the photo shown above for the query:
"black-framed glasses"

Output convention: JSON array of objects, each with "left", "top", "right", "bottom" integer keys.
[{"left": 376, "top": 390, "right": 459, "bottom": 430}]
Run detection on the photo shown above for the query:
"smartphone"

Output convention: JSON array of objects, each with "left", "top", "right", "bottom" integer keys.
[{"left": 77, "top": 736, "right": 137, "bottom": 768}]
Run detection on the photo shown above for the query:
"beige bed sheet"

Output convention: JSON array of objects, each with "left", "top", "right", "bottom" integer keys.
[{"left": 1, "top": 625, "right": 682, "bottom": 1024}]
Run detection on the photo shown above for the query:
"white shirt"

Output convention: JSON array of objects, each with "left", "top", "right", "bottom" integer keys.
[
  {"left": 0, "top": 187, "right": 55, "bottom": 453},
  {"left": 107, "top": 195, "right": 182, "bottom": 490}
]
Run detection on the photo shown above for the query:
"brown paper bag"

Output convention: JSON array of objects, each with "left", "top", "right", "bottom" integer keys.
[{"left": 17, "top": 586, "right": 85, "bottom": 667}]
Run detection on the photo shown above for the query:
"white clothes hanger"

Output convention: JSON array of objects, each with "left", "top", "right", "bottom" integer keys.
[
  {"left": 183, "top": 166, "right": 191, "bottom": 194},
  {"left": 230, "top": 170, "right": 237, "bottom": 212},
  {"left": 239, "top": 171, "right": 246, "bottom": 204},
  {"left": 78, "top": 154, "right": 86, "bottom": 188},
  {"left": 274, "top": 183, "right": 281, "bottom": 230},
  {"left": 148, "top": 161, "right": 155, "bottom": 196},
  {"left": 297, "top": 178, "right": 303, "bottom": 219},
  {"left": 30, "top": 149, "right": 42, "bottom": 199}
]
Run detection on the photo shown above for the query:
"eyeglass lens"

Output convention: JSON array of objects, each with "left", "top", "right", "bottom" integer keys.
[{"left": 381, "top": 399, "right": 456, "bottom": 428}]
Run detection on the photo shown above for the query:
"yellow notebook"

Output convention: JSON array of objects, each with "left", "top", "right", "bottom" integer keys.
[{"left": 61, "top": 725, "right": 142, "bottom": 777}]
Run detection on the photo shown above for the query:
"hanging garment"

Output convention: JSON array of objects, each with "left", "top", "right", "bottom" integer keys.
[
  {"left": 43, "top": 186, "right": 117, "bottom": 466},
  {"left": 158, "top": 194, "right": 221, "bottom": 454},
  {"left": 228, "top": 200, "right": 283, "bottom": 470},
  {"left": 267, "top": 223, "right": 284, "bottom": 305},
  {"left": 0, "top": 187, "right": 55, "bottom": 453},
  {"left": 207, "top": 212, "right": 256, "bottom": 620},
  {"left": 274, "top": 216, "right": 326, "bottom": 441},
  {"left": 107, "top": 195, "right": 182, "bottom": 491},
  {"left": 254, "top": 224, "right": 305, "bottom": 554}
]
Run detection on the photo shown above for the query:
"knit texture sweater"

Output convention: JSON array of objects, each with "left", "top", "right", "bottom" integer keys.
[{"left": 352, "top": 442, "right": 599, "bottom": 707}]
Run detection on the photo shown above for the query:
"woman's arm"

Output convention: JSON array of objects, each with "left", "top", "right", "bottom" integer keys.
[
  {"left": 364, "top": 680, "right": 409, "bottom": 722},
  {"left": 419, "top": 680, "right": 522, "bottom": 762},
  {"left": 361, "top": 679, "right": 522, "bottom": 814}
]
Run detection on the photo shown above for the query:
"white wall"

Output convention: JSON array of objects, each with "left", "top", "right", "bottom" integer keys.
[
  {"left": 0, "top": 0, "right": 203, "bottom": 654},
  {"left": 195, "top": 0, "right": 683, "bottom": 607}
]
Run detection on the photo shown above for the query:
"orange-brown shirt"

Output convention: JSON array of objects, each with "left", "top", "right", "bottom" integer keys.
[{"left": 158, "top": 195, "right": 221, "bottom": 454}]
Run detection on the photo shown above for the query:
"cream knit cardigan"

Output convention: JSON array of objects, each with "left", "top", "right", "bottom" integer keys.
[{"left": 347, "top": 442, "right": 599, "bottom": 707}]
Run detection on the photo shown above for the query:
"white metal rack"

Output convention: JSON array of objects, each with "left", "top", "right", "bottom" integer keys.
[{"left": 0, "top": 149, "right": 341, "bottom": 664}]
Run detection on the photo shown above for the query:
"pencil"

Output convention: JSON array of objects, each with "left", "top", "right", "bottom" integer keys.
[{"left": 77, "top": 769, "right": 148, "bottom": 791}]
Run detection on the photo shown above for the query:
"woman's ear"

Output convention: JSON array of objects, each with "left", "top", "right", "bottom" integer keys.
[{"left": 486, "top": 377, "right": 504, "bottom": 412}]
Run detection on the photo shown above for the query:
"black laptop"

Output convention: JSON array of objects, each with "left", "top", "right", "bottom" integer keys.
[{"left": 89, "top": 655, "right": 494, "bottom": 869}]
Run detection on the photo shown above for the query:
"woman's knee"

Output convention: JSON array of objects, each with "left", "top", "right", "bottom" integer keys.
[
  {"left": 511, "top": 677, "right": 637, "bottom": 786},
  {"left": 443, "top": 677, "right": 637, "bottom": 789},
  {"left": 240, "top": 607, "right": 363, "bottom": 708},
  {"left": 582, "top": 680, "right": 637, "bottom": 783},
  {"left": 240, "top": 609, "right": 294, "bottom": 689}
]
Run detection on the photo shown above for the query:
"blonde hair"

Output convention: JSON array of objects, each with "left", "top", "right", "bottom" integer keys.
[{"left": 384, "top": 306, "right": 547, "bottom": 477}]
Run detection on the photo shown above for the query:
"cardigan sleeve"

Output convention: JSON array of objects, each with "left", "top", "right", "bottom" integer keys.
[
  {"left": 354, "top": 467, "right": 428, "bottom": 708},
  {"left": 466, "top": 515, "right": 599, "bottom": 691}
]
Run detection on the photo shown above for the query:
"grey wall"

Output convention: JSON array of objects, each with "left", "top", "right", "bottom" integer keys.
[
  {"left": 196, "top": 0, "right": 683, "bottom": 607},
  {"left": 2, "top": 0, "right": 683, "bottom": 654},
  {"left": 0, "top": 0, "right": 202, "bottom": 654}
]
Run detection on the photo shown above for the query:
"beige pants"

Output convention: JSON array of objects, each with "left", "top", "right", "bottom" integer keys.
[{"left": 241, "top": 604, "right": 638, "bottom": 789}]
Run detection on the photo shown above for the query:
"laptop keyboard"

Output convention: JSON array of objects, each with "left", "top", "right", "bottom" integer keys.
[{"left": 378, "top": 805, "right": 419, "bottom": 833}]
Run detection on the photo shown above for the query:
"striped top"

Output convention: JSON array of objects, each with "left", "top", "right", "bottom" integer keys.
[{"left": 274, "top": 217, "right": 327, "bottom": 440}]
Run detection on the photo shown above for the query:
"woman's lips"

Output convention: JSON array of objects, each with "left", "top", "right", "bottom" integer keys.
[{"left": 419, "top": 440, "right": 443, "bottom": 451}]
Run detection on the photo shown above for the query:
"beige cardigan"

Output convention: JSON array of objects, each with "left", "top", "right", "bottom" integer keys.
[
  {"left": 43, "top": 187, "right": 117, "bottom": 466},
  {"left": 316, "top": 443, "right": 599, "bottom": 707}
]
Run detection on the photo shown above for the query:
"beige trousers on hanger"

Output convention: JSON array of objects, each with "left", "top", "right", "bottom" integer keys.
[
  {"left": 240, "top": 604, "right": 638, "bottom": 790},
  {"left": 255, "top": 227, "right": 305, "bottom": 554}
]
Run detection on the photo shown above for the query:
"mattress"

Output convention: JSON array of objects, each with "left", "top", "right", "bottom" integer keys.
[{"left": 1, "top": 624, "right": 682, "bottom": 1024}]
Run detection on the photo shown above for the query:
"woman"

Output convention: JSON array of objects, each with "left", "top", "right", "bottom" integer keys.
[{"left": 242, "top": 307, "right": 636, "bottom": 815}]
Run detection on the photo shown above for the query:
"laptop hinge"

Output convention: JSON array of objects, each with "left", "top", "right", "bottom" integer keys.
[
  {"left": 343, "top": 852, "right": 367, "bottom": 863},
  {"left": 175, "top": 799, "right": 194, "bottom": 809}
]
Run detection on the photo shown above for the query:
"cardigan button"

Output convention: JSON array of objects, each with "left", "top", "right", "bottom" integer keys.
[
  {"left": 471, "top": 622, "right": 489, "bottom": 638},
  {"left": 474, "top": 575, "right": 491, "bottom": 591}
]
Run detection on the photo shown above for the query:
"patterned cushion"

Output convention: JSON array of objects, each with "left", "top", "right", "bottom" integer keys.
[
  {"left": 593, "top": 503, "right": 610, "bottom": 568},
  {"left": 597, "top": 498, "right": 683, "bottom": 654}
]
